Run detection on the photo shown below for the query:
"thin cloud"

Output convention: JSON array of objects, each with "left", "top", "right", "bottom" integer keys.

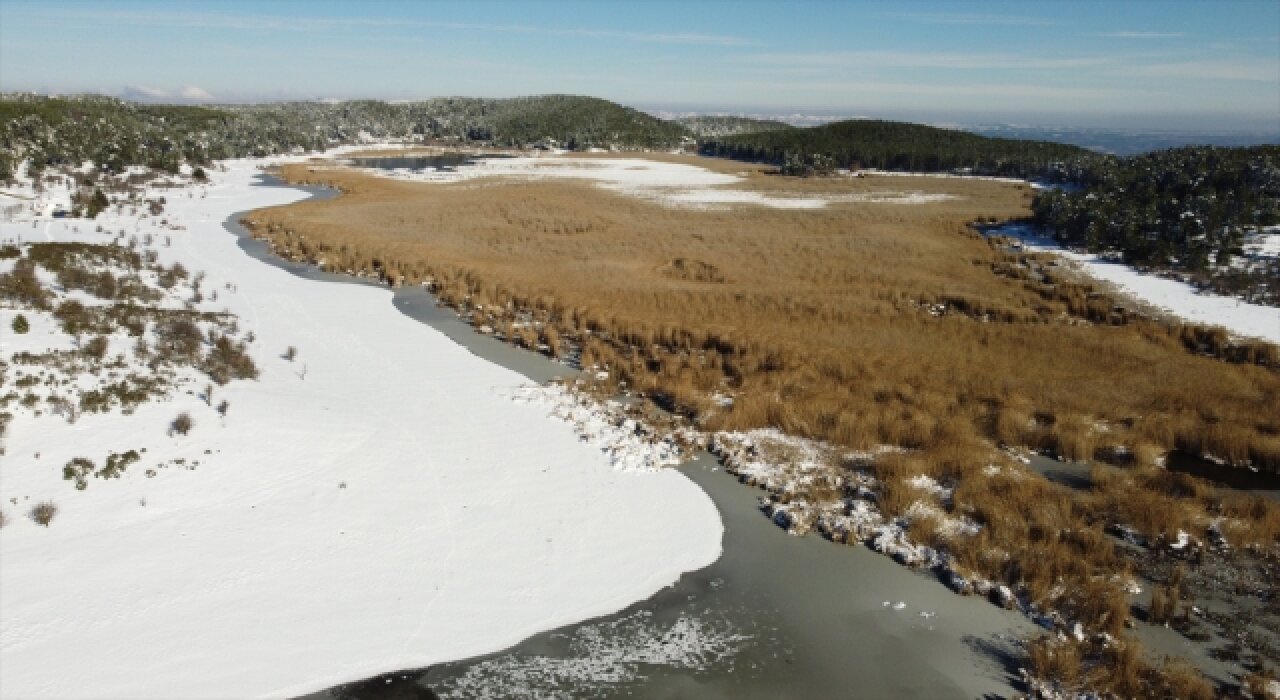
[
  {"left": 179, "top": 85, "right": 214, "bottom": 101},
  {"left": 1124, "top": 60, "right": 1278, "bottom": 82},
  {"left": 1097, "top": 31, "right": 1186, "bottom": 39},
  {"left": 890, "top": 12, "right": 1056, "bottom": 27},
  {"left": 27, "top": 8, "right": 758, "bottom": 47},
  {"left": 738, "top": 50, "right": 1110, "bottom": 71},
  {"left": 120, "top": 85, "right": 169, "bottom": 100},
  {"left": 684, "top": 77, "right": 1134, "bottom": 106}
]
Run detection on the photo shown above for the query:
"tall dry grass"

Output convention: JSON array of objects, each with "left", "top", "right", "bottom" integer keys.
[
  {"left": 249, "top": 155, "right": 1280, "bottom": 664},
  {"left": 254, "top": 161, "right": 1278, "bottom": 482}
]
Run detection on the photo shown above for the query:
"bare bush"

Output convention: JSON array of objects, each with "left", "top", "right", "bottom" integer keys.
[
  {"left": 203, "top": 335, "right": 258, "bottom": 384},
  {"left": 29, "top": 501, "right": 57, "bottom": 526},
  {"left": 62, "top": 457, "right": 94, "bottom": 490},
  {"left": 170, "top": 412, "right": 193, "bottom": 436},
  {"left": 83, "top": 335, "right": 110, "bottom": 361}
]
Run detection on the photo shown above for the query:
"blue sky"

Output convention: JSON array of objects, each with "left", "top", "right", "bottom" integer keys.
[{"left": 1, "top": 0, "right": 1277, "bottom": 130}]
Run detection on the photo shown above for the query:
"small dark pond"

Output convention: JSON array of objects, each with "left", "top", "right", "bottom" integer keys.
[{"left": 346, "top": 154, "right": 511, "bottom": 172}]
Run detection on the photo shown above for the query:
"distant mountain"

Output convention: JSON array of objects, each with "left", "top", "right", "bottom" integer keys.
[
  {"left": 699, "top": 119, "right": 1099, "bottom": 177},
  {"left": 964, "top": 124, "right": 1280, "bottom": 156}
]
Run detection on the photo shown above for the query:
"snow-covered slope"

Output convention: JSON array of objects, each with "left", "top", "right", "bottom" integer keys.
[
  {"left": 993, "top": 223, "right": 1280, "bottom": 343},
  {"left": 0, "top": 155, "right": 722, "bottom": 698}
]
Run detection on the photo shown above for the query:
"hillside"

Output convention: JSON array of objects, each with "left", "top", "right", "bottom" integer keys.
[
  {"left": 3, "top": 95, "right": 1118, "bottom": 184},
  {"left": 700, "top": 118, "right": 1101, "bottom": 177},
  {"left": 484, "top": 95, "right": 689, "bottom": 148},
  {"left": 0, "top": 94, "right": 694, "bottom": 182},
  {"left": 674, "top": 115, "right": 791, "bottom": 138},
  {"left": 1032, "top": 144, "right": 1280, "bottom": 303}
]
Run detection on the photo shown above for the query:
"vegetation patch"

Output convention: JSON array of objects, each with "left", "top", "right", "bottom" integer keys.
[{"left": 251, "top": 160, "right": 1280, "bottom": 695}]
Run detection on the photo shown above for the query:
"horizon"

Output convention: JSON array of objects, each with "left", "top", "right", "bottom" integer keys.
[{"left": 1, "top": 0, "right": 1278, "bottom": 132}]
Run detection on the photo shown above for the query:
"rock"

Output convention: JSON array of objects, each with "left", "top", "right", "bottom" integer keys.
[{"left": 991, "top": 585, "right": 1017, "bottom": 610}]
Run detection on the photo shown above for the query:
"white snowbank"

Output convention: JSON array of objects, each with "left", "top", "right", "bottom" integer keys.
[
  {"left": 0, "top": 152, "right": 722, "bottom": 699},
  {"left": 506, "top": 385, "right": 692, "bottom": 472},
  {"left": 348, "top": 155, "right": 962, "bottom": 211},
  {"left": 993, "top": 223, "right": 1280, "bottom": 343}
]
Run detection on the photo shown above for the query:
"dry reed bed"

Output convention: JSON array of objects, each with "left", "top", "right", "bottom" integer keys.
[
  {"left": 246, "top": 159, "right": 1280, "bottom": 691},
  {"left": 253, "top": 161, "right": 1279, "bottom": 478}
]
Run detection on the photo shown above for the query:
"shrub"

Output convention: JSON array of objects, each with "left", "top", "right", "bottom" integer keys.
[
  {"left": 83, "top": 335, "right": 110, "bottom": 361},
  {"left": 29, "top": 501, "right": 57, "bottom": 526},
  {"left": 170, "top": 412, "right": 193, "bottom": 436},
  {"left": 155, "top": 317, "right": 204, "bottom": 359},
  {"left": 0, "top": 508, "right": 7, "bottom": 528},
  {"left": 53, "top": 299, "right": 94, "bottom": 336},
  {"left": 203, "top": 335, "right": 258, "bottom": 384},
  {"left": 63, "top": 457, "right": 94, "bottom": 490},
  {"left": 0, "top": 258, "right": 51, "bottom": 309},
  {"left": 11, "top": 314, "right": 29, "bottom": 334},
  {"left": 99, "top": 450, "right": 140, "bottom": 479}
]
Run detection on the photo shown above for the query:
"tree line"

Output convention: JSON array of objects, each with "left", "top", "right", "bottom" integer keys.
[
  {"left": 698, "top": 118, "right": 1102, "bottom": 177},
  {"left": 1032, "top": 145, "right": 1280, "bottom": 303}
]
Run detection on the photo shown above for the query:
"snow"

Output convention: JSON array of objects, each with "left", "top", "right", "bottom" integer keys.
[
  {"left": 348, "top": 155, "right": 963, "bottom": 210},
  {"left": 0, "top": 152, "right": 722, "bottom": 699},
  {"left": 506, "top": 385, "right": 691, "bottom": 472},
  {"left": 1242, "top": 225, "right": 1280, "bottom": 259},
  {"left": 992, "top": 223, "right": 1280, "bottom": 343}
]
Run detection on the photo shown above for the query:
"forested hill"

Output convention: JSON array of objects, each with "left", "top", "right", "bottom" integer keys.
[
  {"left": 674, "top": 115, "right": 791, "bottom": 138},
  {"left": 0, "top": 94, "right": 690, "bottom": 180},
  {"left": 1032, "top": 145, "right": 1280, "bottom": 302},
  {"left": 481, "top": 95, "right": 688, "bottom": 149},
  {"left": 699, "top": 119, "right": 1100, "bottom": 177}
]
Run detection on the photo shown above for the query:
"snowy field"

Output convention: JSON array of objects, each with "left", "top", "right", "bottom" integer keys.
[
  {"left": 0, "top": 153, "right": 722, "bottom": 699},
  {"left": 349, "top": 155, "right": 958, "bottom": 210},
  {"left": 993, "top": 223, "right": 1280, "bottom": 343}
]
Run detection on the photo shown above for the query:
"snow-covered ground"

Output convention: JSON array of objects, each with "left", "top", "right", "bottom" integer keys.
[
  {"left": 0, "top": 153, "right": 722, "bottom": 699},
  {"left": 347, "top": 155, "right": 961, "bottom": 210},
  {"left": 992, "top": 222, "right": 1280, "bottom": 343}
]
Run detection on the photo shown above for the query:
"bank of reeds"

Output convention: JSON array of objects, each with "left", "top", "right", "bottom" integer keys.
[{"left": 248, "top": 159, "right": 1280, "bottom": 688}]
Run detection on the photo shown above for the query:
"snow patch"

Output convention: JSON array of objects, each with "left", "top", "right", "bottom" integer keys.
[{"left": 989, "top": 222, "right": 1280, "bottom": 343}]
